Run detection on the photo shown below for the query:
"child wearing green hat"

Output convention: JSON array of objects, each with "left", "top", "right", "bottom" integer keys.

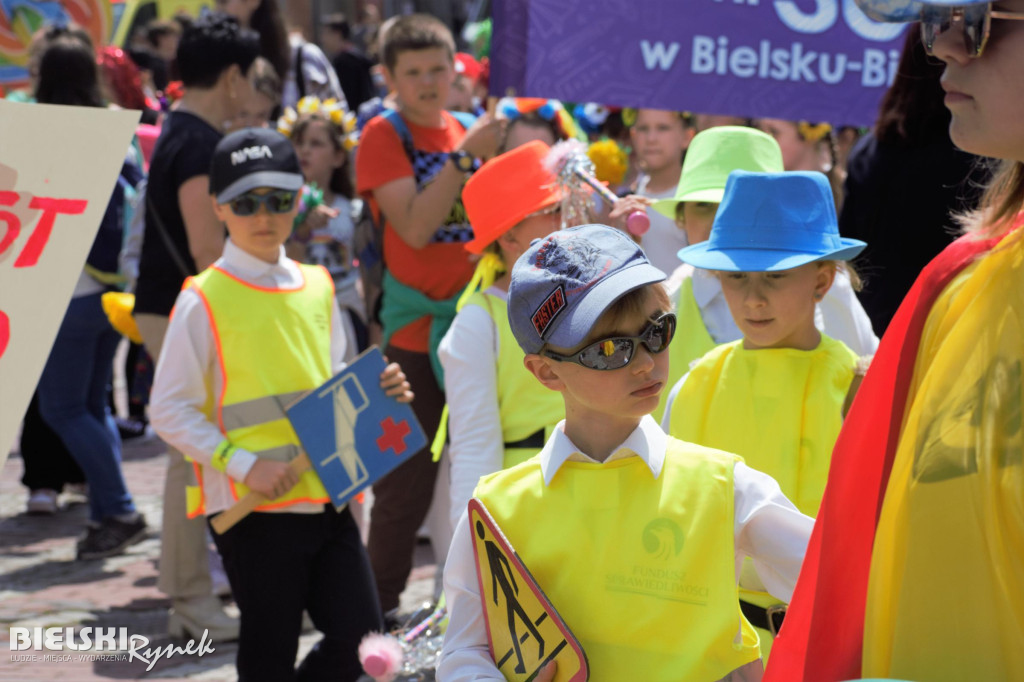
[
  {"left": 649, "top": 126, "right": 877, "bottom": 422},
  {"left": 664, "top": 170, "right": 868, "bottom": 658}
]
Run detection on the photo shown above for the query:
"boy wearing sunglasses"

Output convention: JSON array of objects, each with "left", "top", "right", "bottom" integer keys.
[
  {"left": 439, "top": 224, "right": 813, "bottom": 680},
  {"left": 150, "top": 128, "right": 413, "bottom": 680}
]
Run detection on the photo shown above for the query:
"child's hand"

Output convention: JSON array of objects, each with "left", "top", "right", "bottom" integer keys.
[
  {"left": 243, "top": 460, "right": 300, "bottom": 499},
  {"left": 457, "top": 112, "right": 504, "bottom": 160},
  {"left": 379, "top": 361, "right": 414, "bottom": 403},
  {"left": 608, "top": 194, "right": 653, "bottom": 242},
  {"left": 535, "top": 661, "right": 557, "bottom": 682},
  {"left": 305, "top": 203, "right": 340, "bottom": 232}
]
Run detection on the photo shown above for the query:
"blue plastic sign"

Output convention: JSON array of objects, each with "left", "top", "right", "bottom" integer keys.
[{"left": 286, "top": 346, "right": 426, "bottom": 509}]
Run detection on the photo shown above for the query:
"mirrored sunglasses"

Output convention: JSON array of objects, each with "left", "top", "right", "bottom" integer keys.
[
  {"left": 543, "top": 312, "right": 676, "bottom": 370},
  {"left": 229, "top": 190, "right": 297, "bottom": 216},
  {"left": 921, "top": 3, "right": 1024, "bottom": 58}
]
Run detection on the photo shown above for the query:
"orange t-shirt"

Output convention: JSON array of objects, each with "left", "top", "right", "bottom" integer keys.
[{"left": 356, "top": 110, "right": 475, "bottom": 352}]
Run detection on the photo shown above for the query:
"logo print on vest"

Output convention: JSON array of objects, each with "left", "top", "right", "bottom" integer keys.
[
  {"left": 642, "top": 518, "right": 684, "bottom": 560},
  {"left": 531, "top": 286, "right": 566, "bottom": 338}
]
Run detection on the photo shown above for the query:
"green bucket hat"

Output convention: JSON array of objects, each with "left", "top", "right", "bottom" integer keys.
[{"left": 652, "top": 126, "right": 785, "bottom": 220}]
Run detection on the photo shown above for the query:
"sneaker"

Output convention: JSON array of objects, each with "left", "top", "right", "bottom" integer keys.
[
  {"left": 76, "top": 515, "right": 148, "bottom": 560},
  {"left": 115, "top": 417, "right": 153, "bottom": 441},
  {"left": 26, "top": 489, "right": 59, "bottom": 515}
]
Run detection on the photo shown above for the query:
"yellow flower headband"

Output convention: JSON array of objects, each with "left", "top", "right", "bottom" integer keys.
[
  {"left": 798, "top": 121, "right": 833, "bottom": 143},
  {"left": 277, "top": 96, "right": 359, "bottom": 151}
]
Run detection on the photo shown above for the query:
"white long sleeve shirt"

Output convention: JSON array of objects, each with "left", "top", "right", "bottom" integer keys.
[
  {"left": 437, "top": 286, "right": 508, "bottom": 533},
  {"left": 438, "top": 416, "right": 814, "bottom": 680},
  {"left": 663, "top": 263, "right": 879, "bottom": 356},
  {"left": 149, "top": 239, "right": 347, "bottom": 515}
]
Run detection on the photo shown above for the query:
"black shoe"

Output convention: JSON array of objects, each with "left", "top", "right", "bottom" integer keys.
[
  {"left": 76, "top": 515, "right": 147, "bottom": 560},
  {"left": 115, "top": 416, "right": 153, "bottom": 441}
]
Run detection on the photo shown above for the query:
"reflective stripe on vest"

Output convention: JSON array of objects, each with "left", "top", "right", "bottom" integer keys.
[
  {"left": 466, "top": 292, "right": 564, "bottom": 469},
  {"left": 474, "top": 439, "right": 761, "bottom": 681},
  {"left": 668, "top": 335, "right": 857, "bottom": 517},
  {"left": 186, "top": 264, "right": 334, "bottom": 515},
  {"left": 653, "top": 276, "right": 716, "bottom": 424}
]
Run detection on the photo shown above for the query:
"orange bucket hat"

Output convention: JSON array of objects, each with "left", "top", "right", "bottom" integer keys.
[{"left": 462, "top": 140, "right": 562, "bottom": 255}]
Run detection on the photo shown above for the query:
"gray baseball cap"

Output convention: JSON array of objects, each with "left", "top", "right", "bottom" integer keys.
[{"left": 508, "top": 224, "right": 667, "bottom": 355}]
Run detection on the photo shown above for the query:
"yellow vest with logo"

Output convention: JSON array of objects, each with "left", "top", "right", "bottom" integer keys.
[
  {"left": 465, "top": 291, "right": 565, "bottom": 468},
  {"left": 654, "top": 276, "right": 717, "bottom": 423},
  {"left": 668, "top": 335, "right": 856, "bottom": 517},
  {"left": 474, "top": 438, "right": 761, "bottom": 681},
  {"left": 184, "top": 264, "right": 334, "bottom": 517}
]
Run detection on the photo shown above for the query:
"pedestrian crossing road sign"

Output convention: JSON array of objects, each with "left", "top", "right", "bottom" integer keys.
[
  {"left": 286, "top": 346, "right": 427, "bottom": 509},
  {"left": 469, "top": 498, "right": 588, "bottom": 681}
]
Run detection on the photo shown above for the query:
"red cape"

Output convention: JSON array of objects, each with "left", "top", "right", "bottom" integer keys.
[{"left": 765, "top": 232, "right": 1004, "bottom": 681}]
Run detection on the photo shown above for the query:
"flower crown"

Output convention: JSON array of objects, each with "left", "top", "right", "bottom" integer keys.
[
  {"left": 277, "top": 96, "right": 359, "bottom": 150},
  {"left": 798, "top": 121, "right": 833, "bottom": 143},
  {"left": 497, "top": 97, "right": 580, "bottom": 141}
]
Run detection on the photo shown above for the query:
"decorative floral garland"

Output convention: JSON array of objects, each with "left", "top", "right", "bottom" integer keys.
[{"left": 277, "top": 96, "right": 359, "bottom": 150}]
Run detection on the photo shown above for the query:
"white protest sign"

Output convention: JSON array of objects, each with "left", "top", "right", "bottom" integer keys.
[{"left": 0, "top": 100, "right": 141, "bottom": 467}]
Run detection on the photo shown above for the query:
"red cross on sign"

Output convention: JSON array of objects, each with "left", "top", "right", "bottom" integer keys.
[{"left": 377, "top": 417, "right": 411, "bottom": 455}]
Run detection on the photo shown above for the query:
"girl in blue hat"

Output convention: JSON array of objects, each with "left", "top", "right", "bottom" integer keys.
[{"left": 662, "top": 169, "right": 867, "bottom": 658}]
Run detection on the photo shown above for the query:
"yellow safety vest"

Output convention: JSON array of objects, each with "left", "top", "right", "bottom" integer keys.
[
  {"left": 654, "top": 275, "right": 716, "bottom": 423},
  {"left": 466, "top": 291, "right": 564, "bottom": 468},
  {"left": 668, "top": 335, "right": 856, "bottom": 517},
  {"left": 474, "top": 438, "right": 762, "bottom": 681},
  {"left": 184, "top": 264, "right": 334, "bottom": 517}
]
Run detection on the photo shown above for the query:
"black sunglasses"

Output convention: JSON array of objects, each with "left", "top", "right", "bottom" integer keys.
[
  {"left": 228, "top": 190, "right": 297, "bottom": 216},
  {"left": 921, "top": 3, "right": 1024, "bottom": 58},
  {"left": 543, "top": 312, "right": 676, "bottom": 370}
]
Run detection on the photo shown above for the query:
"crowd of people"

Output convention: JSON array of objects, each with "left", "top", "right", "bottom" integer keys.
[{"left": 8, "top": 0, "right": 1023, "bottom": 679}]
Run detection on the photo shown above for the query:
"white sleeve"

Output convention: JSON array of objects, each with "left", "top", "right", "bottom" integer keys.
[
  {"left": 330, "top": 294, "right": 348, "bottom": 372},
  {"left": 659, "top": 372, "right": 689, "bottom": 433},
  {"left": 439, "top": 304, "right": 504, "bottom": 532},
  {"left": 733, "top": 462, "right": 814, "bottom": 603},
  {"left": 819, "top": 268, "right": 879, "bottom": 355},
  {"left": 149, "top": 288, "right": 257, "bottom": 482},
  {"left": 438, "top": 511, "right": 505, "bottom": 680}
]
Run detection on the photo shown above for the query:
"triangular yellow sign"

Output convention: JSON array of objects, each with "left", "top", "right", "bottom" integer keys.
[{"left": 469, "top": 498, "right": 588, "bottom": 681}]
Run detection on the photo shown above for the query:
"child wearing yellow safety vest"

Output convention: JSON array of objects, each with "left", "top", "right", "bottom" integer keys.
[
  {"left": 663, "top": 170, "right": 868, "bottom": 658},
  {"left": 438, "top": 140, "right": 566, "bottom": 533},
  {"left": 440, "top": 224, "right": 813, "bottom": 681},
  {"left": 150, "top": 128, "right": 413, "bottom": 681},
  {"left": 649, "top": 126, "right": 878, "bottom": 423}
]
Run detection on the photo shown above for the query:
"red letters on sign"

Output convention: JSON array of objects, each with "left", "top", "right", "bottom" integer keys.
[
  {"left": 0, "top": 310, "right": 8, "bottom": 360},
  {"left": 16, "top": 198, "right": 88, "bottom": 268}
]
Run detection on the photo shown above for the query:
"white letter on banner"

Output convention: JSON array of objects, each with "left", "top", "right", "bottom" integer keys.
[
  {"left": 691, "top": 36, "right": 715, "bottom": 74},
  {"left": 729, "top": 47, "right": 758, "bottom": 78},
  {"left": 862, "top": 49, "right": 887, "bottom": 86},
  {"left": 819, "top": 53, "right": 847, "bottom": 83},
  {"left": 843, "top": 0, "right": 905, "bottom": 41},
  {"left": 774, "top": 0, "right": 838, "bottom": 34},
  {"left": 641, "top": 40, "right": 681, "bottom": 70}
]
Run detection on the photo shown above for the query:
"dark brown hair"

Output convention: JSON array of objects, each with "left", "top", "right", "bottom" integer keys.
[
  {"left": 873, "top": 26, "right": 949, "bottom": 148},
  {"left": 379, "top": 13, "right": 454, "bottom": 71},
  {"left": 34, "top": 34, "right": 103, "bottom": 108},
  {"left": 250, "top": 0, "right": 290, "bottom": 83},
  {"left": 292, "top": 114, "right": 354, "bottom": 200}
]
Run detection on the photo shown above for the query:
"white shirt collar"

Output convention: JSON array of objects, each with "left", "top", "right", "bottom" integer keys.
[
  {"left": 539, "top": 415, "right": 666, "bottom": 485},
  {"left": 220, "top": 238, "right": 290, "bottom": 279},
  {"left": 690, "top": 266, "right": 722, "bottom": 308}
]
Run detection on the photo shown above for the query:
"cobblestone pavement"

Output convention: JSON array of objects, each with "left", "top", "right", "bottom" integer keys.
[{"left": 0, "top": 436, "right": 438, "bottom": 681}]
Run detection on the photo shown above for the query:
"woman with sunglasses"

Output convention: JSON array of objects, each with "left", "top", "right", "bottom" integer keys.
[
  {"left": 765, "top": 2, "right": 1024, "bottom": 681},
  {"left": 664, "top": 171, "right": 866, "bottom": 660}
]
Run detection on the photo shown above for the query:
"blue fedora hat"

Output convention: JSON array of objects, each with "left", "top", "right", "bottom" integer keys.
[
  {"left": 677, "top": 171, "right": 866, "bottom": 272},
  {"left": 854, "top": 0, "right": 988, "bottom": 23}
]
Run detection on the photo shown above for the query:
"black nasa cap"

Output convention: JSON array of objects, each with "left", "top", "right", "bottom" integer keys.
[{"left": 209, "top": 127, "right": 304, "bottom": 204}]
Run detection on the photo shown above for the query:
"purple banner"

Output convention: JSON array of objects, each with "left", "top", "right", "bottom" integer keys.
[{"left": 490, "top": 0, "right": 909, "bottom": 127}]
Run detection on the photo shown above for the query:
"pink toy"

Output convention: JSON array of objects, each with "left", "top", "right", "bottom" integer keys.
[
  {"left": 359, "top": 632, "right": 403, "bottom": 682},
  {"left": 545, "top": 139, "right": 650, "bottom": 236}
]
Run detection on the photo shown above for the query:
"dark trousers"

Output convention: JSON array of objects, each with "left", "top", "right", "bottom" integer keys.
[
  {"left": 367, "top": 346, "right": 444, "bottom": 612},
  {"left": 20, "top": 390, "right": 86, "bottom": 492},
  {"left": 210, "top": 506, "right": 383, "bottom": 682}
]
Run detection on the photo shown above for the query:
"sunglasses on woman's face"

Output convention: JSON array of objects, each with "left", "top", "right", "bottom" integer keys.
[
  {"left": 921, "top": 3, "right": 1024, "bottom": 58},
  {"left": 543, "top": 312, "right": 676, "bottom": 370},
  {"left": 228, "top": 190, "right": 297, "bottom": 216}
]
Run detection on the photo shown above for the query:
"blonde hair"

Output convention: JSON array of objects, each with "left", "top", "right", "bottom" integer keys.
[{"left": 959, "top": 160, "right": 1024, "bottom": 238}]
